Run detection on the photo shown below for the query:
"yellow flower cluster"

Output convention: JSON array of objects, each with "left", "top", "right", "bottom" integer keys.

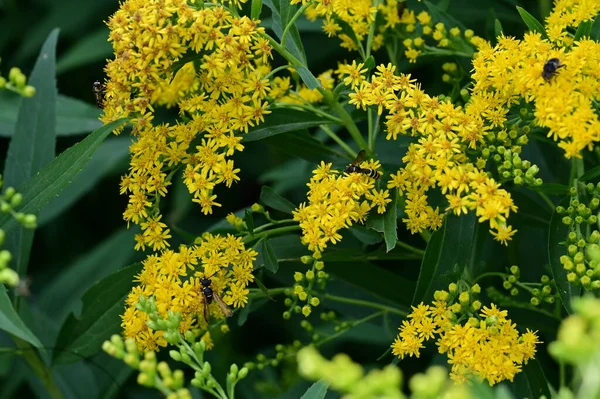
[
  {"left": 102, "top": 0, "right": 273, "bottom": 251},
  {"left": 546, "top": 0, "right": 600, "bottom": 42},
  {"left": 391, "top": 286, "right": 539, "bottom": 385},
  {"left": 121, "top": 233, "right": 256, "bottom": 352},
  {"left": 293, "top": 160, "right": 389, "bottom": 256},
  {"left": 343, "top": 62, "right": 518, "bottom": 244},
  {"left": 472, "top": 31, "right": 600, "bottom": 158}
]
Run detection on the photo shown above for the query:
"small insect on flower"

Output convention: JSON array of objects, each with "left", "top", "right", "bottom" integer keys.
[
  {"left": 344, "top": 150, "right": 381, "bottom": 179},
  {"left": 200, "top": 272, "right": 233, "bottom": 323},
  {"left": 542, "top": 58, "right": 564, "bottom": 81},
  {"left": 93, "top": 80, "right": 105, "bottom": 108}
]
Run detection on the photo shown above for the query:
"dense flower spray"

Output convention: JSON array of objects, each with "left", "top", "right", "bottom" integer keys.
[{"left": 102, "top": 0, "right": 273, "bottom": 251}]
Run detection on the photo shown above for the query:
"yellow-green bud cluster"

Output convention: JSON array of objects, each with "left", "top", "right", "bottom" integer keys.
[
  {"left": 286, "top": 258, "right": 327, "bottom": 318},
  {"left": 0, "top": 61, "right": 36, "bottom": 97},
  {"left": 557, "top": 186, "right": 600, "bottom": 290},
  {"left": 491, "top": 145, "right": 541, "bottom": 187},
  {"left": 136, "top": 296, "right": 183, "bottom": 345},
  {"left": 441, "top": 62, "right": 461, "bottom": 85},
  {"left": 245, "top": 340, "right": 303, "bottom": 371},
  {"left": 434, "top": 282, "right": 482, "bottom": 319}
]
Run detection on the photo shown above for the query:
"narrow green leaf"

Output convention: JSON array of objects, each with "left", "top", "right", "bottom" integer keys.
[
  {"left": 495, "top": 19, "right": 504, "bottom": 37},
  {"left": 348, "top": 225, "right": 383, "bottom": 245},
  {"left": 424, "top": 1, "right": 467, "bottom": 31},
  {"left": 548, "top": 197, "right": 578, "bottom": 314},
  {"left": 574, "top": 19, "right": 593, "bottom": 41},
  {"left": 591, "top": 17, "right": 600, "bottom": 40},
  {"left": 237, "top": 298, "right": 253, "bottom": 326},
  {"left": 0, "top": 286, "right": 42, "bottom": 348},
  {"left": 522, "top": 359, "right": 551, "bottom": 399},
  {"left": 532, "top": 183, "right": 569, "bottom": 196},
  {"left": 251, "top": 0, "right": 263, "bottom": 20},
  {"left": 383, "top": 190, "right": 398, "bottom": 252},
  {"left": 295, "top": 65, "right": 322, "bottom": 90},
  {"left": 254, "top": 276, "right": 275, "bottom": 301},
  {"left": 363, "top": 55, "right": 376, "bottom": 71},
  {"left": 260, "top": 186, "right": 297, "bottom": 214},
  {"left": 38, "top": 137, "right": 130, "bottom": 226},
  {"left": 0, "top": 118, "right": 128, "bottom": 233},
  {"left": 578, "top": 164, "right": 600, "bottom": 182},
  {"left": 243, "top": 109, "right": 331, "bottom": 142},
  {"left": 0, "top": 93, "right": 102, "bottom": 138},
  {"left": 264, "top": 130, "right": 339, "bottom": 163},
  {"left": 56, "top": 27, "right": 112, "bottom": 74},
  {"left": 516, "top": 6, "right": 548, "bottom": 39},
  {"left": 263, "top": 0, "right": 307, "bottom": 64},
  {"left": 3, "top": 29, "right": 59, "bottom": 283},
  {"left": 412, "top": 213, "right": 477, "bottom": 305},
  {"left": 262, "top": 240, "right": 280, "bottom": 273},
  {"left": 245, "top": 209, "right": 255, "bottom": 234},
  {"left": 53, "top": 263, "right": 143, "bottom": 364},
  {"left": 301, "top": 380, "right": 329, "bottom": 399}
]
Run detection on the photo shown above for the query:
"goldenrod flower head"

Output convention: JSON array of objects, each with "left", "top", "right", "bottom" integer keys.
[
  {"left": 103, "top": 0, "right": 273, "bottom": 250},
  {"left": 293, "top": 161, "right": 389, "bottom": 255},
  {"left": 546, "top": 0, "right": 600, "bottom": 42},
  {"left": 122, "top": 233, "right": 257, "bottom": 352},
  {"left": 392, "top": 297, "right": 539, "bottom": 386}
]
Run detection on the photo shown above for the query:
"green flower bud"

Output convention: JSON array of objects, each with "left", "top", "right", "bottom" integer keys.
[
  {"left": 301, "top": 255, "right": 314, "bottom": 264},
  {"left": 250, "top": 203, "right": 264, "bottom": 213},
  {"left": 530, "top": 297, "right": 540, "bottom": 306},
  {"left": 23, "top": 86, "right": 36, "bottom": 97},
  {"left": 510, "top": 287, "right": 519, "bottom": 296}
]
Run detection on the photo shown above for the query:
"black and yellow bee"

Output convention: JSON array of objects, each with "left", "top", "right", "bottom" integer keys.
[
  {"left": 93, "top": 80, "right": 105, "bottom": 108},
  {"left": 344, "top": 150, "right": 381, "bottom": 179},
  {"left": 200, "top": 272, "right": 233, "bottom": 323},
  {"left": 542, "top": 58, "right": 564, "bottom": 81}
]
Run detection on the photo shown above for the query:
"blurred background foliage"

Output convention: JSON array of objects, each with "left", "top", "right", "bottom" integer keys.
[{"left": 0, "top": 0, "right": 561, "bottom": 398}]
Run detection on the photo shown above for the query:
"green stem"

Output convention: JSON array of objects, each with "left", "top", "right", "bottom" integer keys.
[
  {"left": 422, "top": 45, "right": 473, "bottom": 58},
  {"left": 249, "top": 287, "right": 288, "bottom": 298},
  {"left": 364, "top": 0, "right": 380, "bottom": 60},
  {"left": 242, "top": 225, "right": 301, "bottom": 244},
  {"left": 281, "top": 3, "right": 311, "bottom": 48},
  {"left": 313, "top": 311, "right": 384, "bottom": 347},
  {"left": 12, "top": 337, "right": 64, "bottom": 399},
  {"left": 367, "top": 108, "right": 373, "bottom": 152},
  {"left": 536, "top": 191, "right": 555, "bottom": 213},
  {"left": 323, "top": 293, "right": 407, "bottom": 316},
  {"left": 264, "top": 64, "right": 293, "bottom": 80},
  {"left": 472, "top": 272, "right": 507, "bottom": 284},
  {"left": 395, "top": 240, "right": 425, "bottom": 257},
  {"left": 273, "top": 102, "right": 344, "bottom": 125},
  {"left": 369, "top": 111, "right": 381, "bottom": 151},
  {"left": 252, "top": 219, "right": 296, "bottom": 234},
  {"left": 321, "top": 125, "right": 357, "bottom": 159}
]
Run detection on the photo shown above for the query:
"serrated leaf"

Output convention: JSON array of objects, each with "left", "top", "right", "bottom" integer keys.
[
  {"left": 38, "top": 137, "right": 130, "bottom": 226},
  {"left": 383, "top": 190, "right": 398, "bottom": 252},
  {"left": 0, "top": 286, "right": 42, "bottom": 348},
  {"left": 53, "top": 263, "right": 143, "bottom": 364},
  {"left": 3, "top": 29, "right": 59, "bottom": 281},
  {"left": 516, "top": 6, "right": 548, "bottom": 39},
  {"left": 0, "top": 118, "right": 128, "bottom": 233},
  {"left": 262, "top": 240, "right": 279, "bottom": 273},
  {"left": 56, "top": 27, "right": 112, "bottom": 74},
  {"left": 243, "top": 109, "right": 331, "bottom": 142},
  {"left": 260, "top": 186, "right": 297, "bottom": 214},
  {"left": 574, "top": 19, "right": 593, "bottom": 41},
  {"left": 300, "top": 380, "right": 329, "bottom": 399},
  {"left": 245, "top": 208, "right": 255, "bottom": 234},
  {"left": 548, "top": 197, "right": 579, "bottom": 314},
  {"left": 412, "top": 213, "right": 477, "bottom": 305},
  {"left": 251, "top": 0, "right": 263, "bottom": 20},
  {"left": 0, "top": 93, "right": 102, "bottom": 138}
]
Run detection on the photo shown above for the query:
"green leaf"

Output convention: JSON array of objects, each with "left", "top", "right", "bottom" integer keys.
[
  {"left": 0, "top": 118, "right": 128, "bottom": 233},
  {"left": 383, "top": 190, "right": 398, "bottom": 252},
  {"left": 574, "top": 19, "right": 593, "bottom": 41},
  {"left": 245, "top": 208, "right": 255, "bottom": 234},
  {"left": 591, "top": 17, "right": 600, "bottom": 40},
  {"left": 548, "top": 197, "right": 579, "bottom": 314},
  {"left": 363, "top": 55, "right": 376, "bottom": 71},
  {"left": 424, "top": 1, "right": 467, "bottom": 31},
  {"left": 237, "top": 298, "right": 253, "bottom": 326},
  {"left": 263, "top": 0, "right": 307, "bottom": 64},
  {"left": 260, "top": 186, "right": 297, "bottom": 214},
  {"left": 494, "top": 18, "right": 504, "bottom": 37},
  {"left": 3, "top": 29, "right": 59, "bottom": 280},
  {"left": 37, "top": 228, "right": 136, "bottom": 320},
  {"left": 38, "top": 137, "right": 130, "bottom": 226},
  {"left": 56, "top": 27, "right": 112, "bottom": 74},
  {"left": 262, "top": 240, "right": 280, "bottom": 273},
  {"left": 0, "top": 286, "right": 42, "bottom": 348},
  {"left": 514, "top": 358, "right": 551, "bottom": 399},
  {"left": 348, "top": 225, "right": 383, "bottom": 245},
  {"left": 296, "top": 65, "right": 322, "bottom": 90},
  {"left": 264, "top": 129, "right": 339, "bottom": 163},
  {"left": 532, "top": 183, "right": 569, "bottom": 196},
  {"left": 412, "top": 213, "right": 478, "bottom": 305},
  {"left": 0, "top": 93, "right": 102, "bottom": 138},
  {"left": 251, "top": 0, "right": 263, "bottom": 20},
  {"left": 300, "top": 380, "right": 329, "bottom": 399},
  {"left": 578, "top": 164, "right": 600, "bottom": 182},
  {"left": 516, "top": 6, "right": 548, "bottom": 39},
  {"left": 243, "top": 109, "right": 331, "bottom": 142},
  {"left": 53, "top": 263, "right": 143, "bottom": 364}
]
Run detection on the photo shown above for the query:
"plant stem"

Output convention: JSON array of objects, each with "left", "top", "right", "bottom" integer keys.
[
  {"left": 364, "top": 0, "right": 380, "bottom": 60},
  {"left": 281, "top": 3, "right": 310, "bottom": 48},
  {"left": 537, "top": 191, "right": 555, "bottom": 212},
  {"left": 395, "top": 240, "right": 425, "bottom": 257},
  {"left": 252, "top": 218, "right": 296, "bottom": 233},
  {"left": 324, "top": 293, "right": 407, "bottom": 316},
  {"left": 242, "top": 224, "right": 301, "bottom": 244},
  {"left": 264, "top": 64, "right": 293, "bottom": 80},
  {"left": 422, "top": 45, "right": 473, "bottom": 58},
  {"left": 320, "top": 125, "right": 357, "bottom": 159},
  {"left": 313, "top": 311, "right": 385, "bottom": 347},
  {"left": 273, "top": 103, "right": 344, "bottom": 125},
  {"left": 12, "top": 337, "right": 64, "bottom": 399},
  {"left": 472, "top": 272, "right": 507, "bottom": 284}
]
